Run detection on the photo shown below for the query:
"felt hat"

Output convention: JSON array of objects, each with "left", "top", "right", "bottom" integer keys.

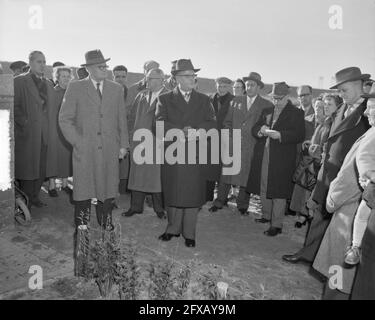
[
  {"left": 81, "top": 49, "right": 110, "bottom": 67},
  {"left": 242, "top": 72, "right": 264, "bottom": 88},
  {"left": 330, "top": 67, "right": 371, "bottom": 89}
]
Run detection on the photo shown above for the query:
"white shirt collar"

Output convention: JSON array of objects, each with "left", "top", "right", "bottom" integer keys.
[
  {"left": 90, "top": 78, "right": 104, "bottom": 92},
  {"left": 150, "top": 87, "right": 164, "bottom": 104}
]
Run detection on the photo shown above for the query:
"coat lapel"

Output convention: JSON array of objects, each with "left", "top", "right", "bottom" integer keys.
[
  {"left": 147, "top": 86, "right": 168, "bottom": 114},
  {"left": 272, "top": 102, "right": 292, "bottom": 129},
  {"left": 172, "top": 87, "right": 189, "bottom": 114},
  {"left": 329, "top": 100, "right": 367, "bottom": 139},
  {"left": 25, "top": 72, "right": 43, "bottom": 105}
]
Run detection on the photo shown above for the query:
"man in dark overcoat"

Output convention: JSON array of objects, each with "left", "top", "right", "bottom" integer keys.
[
  {"left": 14, "top": 51, "right": 55, "bottom": 208},
  {"left": 155, "top": 59, "right": 216, "bottom": 248},
  {"left": 247, "top": 82, "right": 305, "bottom": 236},
  {"left": 206, "top": 77, "right": 234, "bottom": 201},
  {"left": 282, "top": 67, "right": 371, "bottom": 300}
]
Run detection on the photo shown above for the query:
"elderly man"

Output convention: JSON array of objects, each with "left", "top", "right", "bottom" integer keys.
[
  {"left": 282, "top": 67, "right": 371, "bottom": 277},
  {"left": 59, "top": 49, "right": 129, "bottom": 231},
  {"left": 155, "top": 59, "right": 216, "bottom": 248},
  {"left": 247, "top": 82, "right": 305, "bottom": 236},
  {"left": 313, "top": 88, "right": 375, "bottom": 300},
  {"left": 14, "top": 51, "right": 55, "bottom": 209},
  {"left": 210, "top": 72, "right": 274, "bottom": 214},
  {"left": 206, "top": 77, "right": 234, "bottom": 201},
  {"left": 122, "top": 68, "right": 169, "bottom": 219},
  {"left": 9, "top": 60, "right": 27, "bottom": 77}
]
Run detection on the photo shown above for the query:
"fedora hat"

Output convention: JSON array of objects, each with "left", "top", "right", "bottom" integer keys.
[
  {"left": 81, "top": 49, "right": 110, "bottom": 67},
  {"left": 330, "top": 67, "right": 371, "bottom": 89},
  {"left": 171, "top": 59, "right": 200, "bottom": 76},
  {"left": 270, "top": 82, "right": 290, "bottom": 97},
  {"left": 242, "top": 72, "right": 264, "bottom": 89},
  {"left": 362, "top": 82, "right": 375, "bottom": 99}
]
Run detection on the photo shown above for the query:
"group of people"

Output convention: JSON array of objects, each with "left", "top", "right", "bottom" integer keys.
[{"left": 10, "top": 48, "right": 375, "bottom": 299}]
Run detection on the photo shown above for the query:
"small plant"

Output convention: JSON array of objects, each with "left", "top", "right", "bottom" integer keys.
[
  {"left": 147, "top": 259, "right": 175, "bottom": 300},
  {"left": 172, "top": 263, "right": 192, "bottom": 299},
  {"left": 193, "top": 265, "right": 224, "bottom": 300},
  {"left": 116, "top": 242, "right": 141, "bottom": 300}
]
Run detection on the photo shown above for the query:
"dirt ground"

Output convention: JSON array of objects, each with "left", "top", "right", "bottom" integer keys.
[{"left": 0, "top": 186, "right": 323, "bottom": 300}]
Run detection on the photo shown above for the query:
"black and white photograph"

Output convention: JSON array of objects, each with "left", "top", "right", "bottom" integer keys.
[{"left": 0, "top": 0, "right": 375, "bottom": 305}]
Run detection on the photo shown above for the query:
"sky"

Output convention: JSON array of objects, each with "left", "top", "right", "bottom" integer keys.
[{"left": 0, "top": 0, "right": 374, "bottom": 88}]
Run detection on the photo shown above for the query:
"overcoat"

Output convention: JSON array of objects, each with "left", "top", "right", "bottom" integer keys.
[
  {"left": 155, "top": 87, "right": 216, "bottom": 207},
  {"left": 246, "top": 101, "right": 305, "bottom": 199},
  {"left": 128, "top": 87, "right": 169, "bottom": 193},
  {"left": 46, "top": 85, "right": 72, "bottom": 178},
  {"left": 312, "top": 128, "right": 375, "bottom": 294},
  {"left": 59, "top": 78, "right": 129, "bottom": 202},
  {"left": 311, "top": 100, "right": 370, "bottom": 205},
  {"left": 14, "top": 71, "right": 55, "bottom": 180},
  {"left": 221, "top": 95, "right": 273, "bottom": 187}
]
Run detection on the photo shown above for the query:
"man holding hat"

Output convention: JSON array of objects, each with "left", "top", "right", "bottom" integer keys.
[
  {"left": 155, "top": 59, "right": 216, "bottom": 248},
  {"left": 122, "top": 68, "right": 169, "bottom": 219},
  {"left": 206, "top": 77, "right": 234, "bottom": 201},
  {"left": 210, "top": 72, "right": 273, "bottom": 215},
  {"left": 59, "top": 49, "right": 129, "bottom": 231},
  {"left": 247, "top": 82, "right": 305, "bottom": 236},
  {"left": 282, "top": 67, "right": 371, "bottom": 287},
  {"left": 9, "top": 60, "right": 27, "bottom": 77}
]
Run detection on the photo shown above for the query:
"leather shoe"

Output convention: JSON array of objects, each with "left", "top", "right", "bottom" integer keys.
[
  {"left": 156, "top": 211, "right": 166, "bottom": 219},
  {"left": 209, "top": 205, "right": 220, "bottom": 212},
  {"left": 158, "top": 233, "right": 180, "bottom": 241},
  {"left": 185, "top": 239, "right": 196, "bottom": 248},
  {"left": 48, "top": 189, "right": 58, "bottom": 197},
  {"left": 264, "top": 227, "right": 282, "bottom": 236},
  {"left": 282, "top": 254, "right": 303, "bottom": 264},
  {"left": 122, "top": 209, "right": 142, "bottom": 217},
  {"left": 255, "top": 217, "right": 270, "bottom": 224},
  {"left": 239, "top": 208, "right": 249, "bottom": 215},
  {"left": 30, "top": 198, "right": 47, "bottom": 208}
]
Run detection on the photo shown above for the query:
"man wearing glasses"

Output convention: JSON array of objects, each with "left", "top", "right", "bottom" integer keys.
[
  {"left": 155, "top": 59, "right": 216, "bottom": 248},
  {"left": 247, "top": 82, "right": 305, "bottom": 236},
  {"left": 59, "top": 49, "right": 129, "bottom": 232}
]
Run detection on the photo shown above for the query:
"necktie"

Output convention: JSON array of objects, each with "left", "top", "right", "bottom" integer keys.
[
  {"left": 96, "top": 82, "right": 102, "bottom": 100},
  {"left": 344, "top": 104, "right": 354, "bottom": 118},
  {"left": 184, "top": 92, "right": 191, "bottom": 103}
]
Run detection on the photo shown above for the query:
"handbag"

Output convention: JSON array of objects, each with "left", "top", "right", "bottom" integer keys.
[{"left": 292, "top": 153, "right": 320, "bottom": 191}]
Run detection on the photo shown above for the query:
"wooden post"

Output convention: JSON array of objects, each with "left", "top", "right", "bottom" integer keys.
[{"left": 0, "top": 74, "right": 14, "bottom": 229}]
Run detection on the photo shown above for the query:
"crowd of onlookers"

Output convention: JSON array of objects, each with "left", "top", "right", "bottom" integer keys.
[{"left": 5, "top": 49, "right": 375, "bottom": 299}]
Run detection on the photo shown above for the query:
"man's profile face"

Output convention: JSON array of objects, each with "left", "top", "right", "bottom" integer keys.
[
  {"left": 114, "top": 70, "right": 127, "bottom": 86},
  {"left": 29, "top": 53, "right": 46, "bottom": 75},
  {"left": 338, "top": 81, "right": 362, "bottom": 105}
]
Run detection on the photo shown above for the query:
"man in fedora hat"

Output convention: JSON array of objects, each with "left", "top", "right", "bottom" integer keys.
[
  {"left": 59, "top": 49, "right": 129, "bottom": 232},
  {"left": 206, "top": 77, "right": 234, "bottom": 202},
  {"left": 155, "top": 59, "right": 216, "bottom": 248},
  {"left": 282, "top": 68, "right": 371, "bottom": 294},
  {"left": 247, "top": 82, "right": 305, "bottom": 236},
  {"left": 210, "top": 72, "right": 274, "bottom": 215},
  {"left": 9, "top": 60, "right": 27, "bottom": 77}
]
